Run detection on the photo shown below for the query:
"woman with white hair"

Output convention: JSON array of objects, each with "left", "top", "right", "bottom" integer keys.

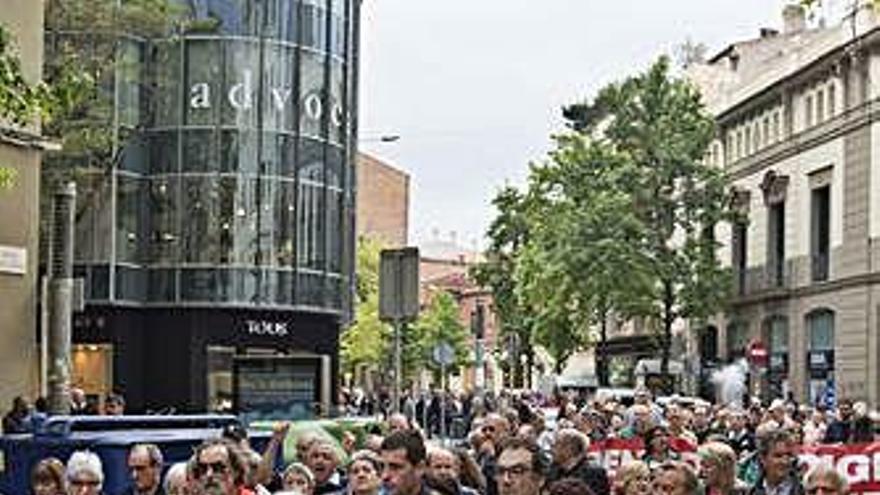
[
  {"left": 65, "top": 451, "right": 103, "bottom": 494},
  {"left": 163, "top": 462, "right": 191, "bottom": 495},
  {"left": 803, "top": 464, "right": 848, "bottom": 495}
]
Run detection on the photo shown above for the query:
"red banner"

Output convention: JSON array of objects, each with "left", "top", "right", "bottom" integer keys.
[{"left": 587, "top": 438, "right": 880, "bottom": 493}]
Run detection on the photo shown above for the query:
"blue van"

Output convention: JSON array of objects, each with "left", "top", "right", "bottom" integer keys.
[{"left": 0, "top": 415, "right": 271, "bottom": 495}]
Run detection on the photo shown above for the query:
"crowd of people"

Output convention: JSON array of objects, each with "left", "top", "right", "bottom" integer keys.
[{"left": 10, "top": 385, "right": 878, "bottom": 495}]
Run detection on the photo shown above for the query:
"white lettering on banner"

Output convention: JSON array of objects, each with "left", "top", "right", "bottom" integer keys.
[{"left": 244, "top": 319, "right": 289, "bottom": 337}]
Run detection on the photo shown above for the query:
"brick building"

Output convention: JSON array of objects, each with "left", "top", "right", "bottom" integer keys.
[{"left": 355, "top": 152, "right": 409, "bottom": 247}]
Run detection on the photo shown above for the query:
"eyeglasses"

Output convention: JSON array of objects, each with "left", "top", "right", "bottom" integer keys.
[
  {"left": 194, "top": 461, "right": 230, "bottom": 477},
  {"left": 130, "top": 464, "right": 153, "bottom": 472},
  {"left": 69, "top": 478, "right": 100, "bottom": 487},
  {"left": 807, "top": 486, "right": 838, "bottom": 495},
  {"left": 495, "top": 464, "right": 532, "bottom": 479}
]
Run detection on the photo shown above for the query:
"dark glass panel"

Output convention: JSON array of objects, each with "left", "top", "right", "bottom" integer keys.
[
  {"left": 182, "top": 176, "right": 225, "bottom": 263},
  {"left": 150, "top": 132, "right": 179, "bottom": 174},
  {"left": 263, "top": 44, "right": 296, "bottom": 132},
  {"left": 275, "top": 179, "right": 297, "bottom": 267},
  {"left": 296, "top": 271, "right": 324, "bottom": 307},
  {"left": 299, "top": 50, "right": 326, "bottom": 138},
  {"left": 153, "top": 40, "right": 181, "bottom": 127},
  {"left": 302, "top": 1, "right": 328, "bottom": 51},
  {"left": 116, "top": 175, "right": 146, "bottom": 264},
  {"left": 275, "top": 269, "right": 295, "bottom": 305},
  {"left": 328, "top": 62, "right": 344, "bottom": 144},
  {"left": 91, "top": 264, "right": 110, "bottom": 300},
  {"left": 181, "top": 268, "right": 218, "bottom": 302},
  {"left": 148, "top": 268, "right": 176, "bottom": 302},
  {"left": 220, "top": 130, "right": 259, "bottom": 174},
  {"left": 148, "top": 177, "right": 180, "bottom": 263},
  {"left": 182, "top": 130, "right": 219, "bottom": 172},
  {"left": 185, "top": 39, "right": 223, "bottom": 126},
  {"left": 119, "top": 130, "right": 149, "bottom": 174},
  {"left": 223, "top": 40, "right": 260, "bottom": 128},
  {"left": 115, "top": 266, "right": 146, "bottom": 301},
  {"left": 326, "top": 146, "right": 342, "bottom": 188},
  {"left": 327, "top": 189, "right": 342, "bottom": 273}
]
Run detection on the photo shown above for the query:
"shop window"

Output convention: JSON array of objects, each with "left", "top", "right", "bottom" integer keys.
[
  {"left": 806, "top": 309, "right": 835, "bottom": 404},
  {"left": 72, "top": 344, "right": 114, "bottom": 402},
  {"left": 207, "top": 346, "right": 235, "bottom": 413},
  {"left": 811, "top": 185, "right": 831, "bottom": 282}
]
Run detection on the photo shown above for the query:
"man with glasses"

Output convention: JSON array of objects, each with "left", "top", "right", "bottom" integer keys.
[
  {"left": 494, "top": 437, "right": 545, "bottom": 495},
  {"left": 65, "top": 450, "right": 104, "bottom": 495},
  {"left": 192, "top": 439, "right": 249, "bottom": 495},
  {"left": 124, "top": 443, "right": 165, "bottom": 495}
]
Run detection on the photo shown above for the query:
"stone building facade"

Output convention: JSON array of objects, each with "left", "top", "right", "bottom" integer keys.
[{"left": 691, "top": 2, "right": 880, "bottom": 405}]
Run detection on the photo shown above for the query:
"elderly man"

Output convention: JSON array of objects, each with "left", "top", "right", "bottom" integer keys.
[
  {"left": 548, "top": 428, "right": 609, "bottom": 495},
  {"left": 803, "top": 464, "right": 848, "bottom": 495},
  {"left": 307, "top": 438, "right": 347, "bottom": 495},
  {"left": 427, "top": 447, "right": 479, "bottom": 495},
  {"left": 380, "top": 430, "right": 434, "bottom": 495},
  {"left": 750, "top": 428, "right": 802, "bottom": 495},
  {"left": 192, "top": 439, "right": 248, "bottom": 495},
  {"left": 125, "top": 443, "right": 165, "bottom": 495},
  {"left": 494, "top": 437, "right": 545, "bottom": 495},
  {"left": 477, "top": 413, "right": 513, "bottom": 495},
  {"left": 66, "top": 450, "right": 105, "bottom": 495},
  {"left": 163, "top": 462, "right": 191, "bottom": 495}
]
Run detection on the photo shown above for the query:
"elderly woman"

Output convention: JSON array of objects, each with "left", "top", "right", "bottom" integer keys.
[
  {"left": 347, "top": 450, "right": 382, "bottom": 495},
  {"left": 803, "top": 464, "right": 848, "bottom": 495},
  {"left": 32, "top": 457, "right": 66, "bottom": 495},
  {"left": 282, "top": 462, "right": 315, "bottom": 495},
  {"left": 163, "top": 462, "right": 191, "bottom": 495},
  {"left": 699, "top": 441, "right": 748, "bottom": 495},
  {"left": 613, "top": 460, "right": 650, "bottom": 495},
  {"left": 65, "top": 451, "right": 104, "bottom": 495}
]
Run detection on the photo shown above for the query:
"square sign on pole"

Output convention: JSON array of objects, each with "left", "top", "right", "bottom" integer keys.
[{"left": 379, "top": 247, "right": 420, "bottom": 322}]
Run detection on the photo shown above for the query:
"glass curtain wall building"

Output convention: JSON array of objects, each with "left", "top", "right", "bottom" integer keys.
[{"left": 42, "top": 0, "right": 359, "bottom": 414}]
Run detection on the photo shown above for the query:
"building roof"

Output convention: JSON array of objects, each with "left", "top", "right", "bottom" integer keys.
[{"left": 689, "top": 4, "right": 879, "bottom": 117}]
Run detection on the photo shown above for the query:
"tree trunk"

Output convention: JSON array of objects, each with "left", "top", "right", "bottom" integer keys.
[
  {"left": 661, "top": 280, "right": 674, "bottom": 394},
  {"left": 597, "top": 312, "right": 609, "bottom": 387}
]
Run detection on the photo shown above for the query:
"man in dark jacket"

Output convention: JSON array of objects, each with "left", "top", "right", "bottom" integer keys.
[
  {"left": 824, "top": 400, "right": 853, "bottom": 444},
  {"left": 548, "top": 428, "right": 609, "bottom": 495}
]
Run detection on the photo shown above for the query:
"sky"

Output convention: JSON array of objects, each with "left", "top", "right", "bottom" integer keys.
[{"left": 358, "top": 1, "right": 843, "bottom": 251}]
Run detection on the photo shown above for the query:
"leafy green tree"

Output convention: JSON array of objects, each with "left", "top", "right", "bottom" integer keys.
[
  {"left": 412, "top": 289, "right": 471, "bottom": 383},
  {"left": 565, "top": 57, "right": 735, "bottom": 387},
  {"left": 472, "top": 187, "right": 535, "bottom": 387},
  {"left": 514, "top": 135, "right": 654, "bottom": 380},
  {"left": 0, "top": 24, "right": 90, "bottom": 189},
  {"left": 341, "top": 237, "right": 392, "bottom": 380}
]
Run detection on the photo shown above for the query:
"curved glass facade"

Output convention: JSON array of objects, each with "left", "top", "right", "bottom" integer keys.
[{"left": 46, "top": 0, "right": 358, "bottom": 314}]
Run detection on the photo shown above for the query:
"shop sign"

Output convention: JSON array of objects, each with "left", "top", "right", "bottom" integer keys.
[
  {"left": 244, "top": 319, "right": 289, "bottom": 337},
  {"left": 808, "top": 350, "right": 834, "bottom": 371},
  {"left": 189, "top": 69, "right": 344, "bottom": 126},
  {"left": 0, "top": 245, "right": 26, "bottom": 275}
]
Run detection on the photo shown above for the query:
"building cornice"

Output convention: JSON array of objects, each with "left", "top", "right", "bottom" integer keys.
[
  {"left": 730, "top": 270, "right": 880, "bottom": 307},
  {"left": 726, "top": 96, "right": 878, "bottom": 181}
]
